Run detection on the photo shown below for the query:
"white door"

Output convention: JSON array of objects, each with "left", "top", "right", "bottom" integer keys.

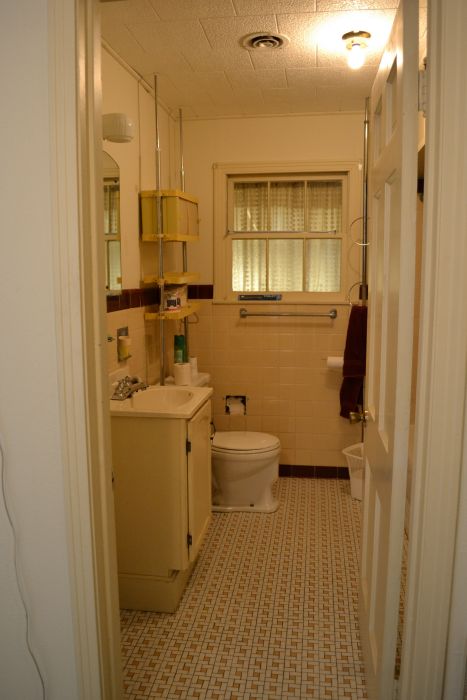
[{"left": 360, "top": 1, "right": 419, "bottom": 697}]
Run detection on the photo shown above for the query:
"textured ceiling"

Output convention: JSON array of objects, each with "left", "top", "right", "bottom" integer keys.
[{"left": 100, "top": 0, "right": 409, "bottom": 119}]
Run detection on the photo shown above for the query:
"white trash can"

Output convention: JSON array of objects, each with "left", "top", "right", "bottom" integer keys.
[{"left": 342, "top": 442, "right": 364, "bottom": 500}]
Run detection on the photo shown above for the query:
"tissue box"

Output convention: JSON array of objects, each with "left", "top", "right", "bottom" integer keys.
[{"left": 163, "top": 285, "right": 187, "bottom": 312}]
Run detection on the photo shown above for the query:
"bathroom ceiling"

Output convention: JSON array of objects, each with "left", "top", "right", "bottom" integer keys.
[{"left": 100, "top": 0, "right": 423, "bottom": 119}]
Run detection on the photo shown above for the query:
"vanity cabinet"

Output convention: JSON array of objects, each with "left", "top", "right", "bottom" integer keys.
[{"left": 111, "top": 398, "right": 212, "bottom": 612}]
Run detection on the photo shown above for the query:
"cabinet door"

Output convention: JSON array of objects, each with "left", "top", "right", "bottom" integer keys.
[{"left": 187, "top": 401, "right": 212, "bottom": 563}]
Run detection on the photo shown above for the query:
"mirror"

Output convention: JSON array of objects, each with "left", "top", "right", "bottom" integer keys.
[{"left": 103, "top": 151, "right": 122, "bottom": 294}]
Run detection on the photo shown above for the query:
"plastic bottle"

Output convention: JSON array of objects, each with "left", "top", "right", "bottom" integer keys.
[{"left": 174, "top": 334, "right": 186, "bottom": 363}]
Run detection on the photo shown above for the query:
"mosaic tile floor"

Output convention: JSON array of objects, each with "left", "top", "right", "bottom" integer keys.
[{"left": 120, "top": 478, "right": 367, "bottom": 699}]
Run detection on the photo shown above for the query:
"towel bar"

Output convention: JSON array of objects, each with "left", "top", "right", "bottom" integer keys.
[{"left": 239, "top": 308, "right": 337, "bottom": 319}]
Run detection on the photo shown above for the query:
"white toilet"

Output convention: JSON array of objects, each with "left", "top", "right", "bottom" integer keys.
[
  {"left": 163, "top": 369, "right": 281, "bottom": 513},
  {"left": 211, "top": 431, "right": 281, "bottom": 513}
]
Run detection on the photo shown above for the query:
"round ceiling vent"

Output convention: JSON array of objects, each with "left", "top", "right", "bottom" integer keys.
[{"left": 241, "top": 33, "right": 289, "bottom": 50}]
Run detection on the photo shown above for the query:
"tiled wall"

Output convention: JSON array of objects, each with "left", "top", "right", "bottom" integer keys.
[
  {"left": 106, "top": 306, "right": 160, "bottom": 390},
  {"left": 188, "top": 302, "right": 360, "bottom": 468}
]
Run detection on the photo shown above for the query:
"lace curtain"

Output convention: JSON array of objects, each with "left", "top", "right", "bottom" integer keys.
[
  {"left": 104, "top": 181, "right": 120, "bottom": 235},
  {"left": 231, "top": 178, "right": 342, "bottom": 293},
  {"left": 269, "top": 182, "right": 304, "bottom": 231},
  {"left": 307, "top": 181, "right": 342, "bottom": 233},
  {"left": 107, "top": 240, "right": 122, "bottom": 290},
  {"left": 306, "top": 239, "right": 341, "bottom": 292},
  {"left": 233, "top": 183, "right": 268, "bottom": 232},
  {"left": 269, "top": 239, "right": 303, "bottom": 291},
  {"left": 232, "top": 239, "right": 266, "bottom": 291}
]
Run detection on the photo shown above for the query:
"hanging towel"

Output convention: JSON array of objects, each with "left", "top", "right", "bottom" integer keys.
[{"left": 339, "top": 305, "right": 368, "bottom": 418}]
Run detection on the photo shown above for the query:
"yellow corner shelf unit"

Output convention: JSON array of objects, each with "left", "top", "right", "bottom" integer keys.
[
  {"left": 140, "top": 189, "right": 199, "bottom": 241},
  {"left": 140, "top": 187, "right": 200, "bottom": 379},
  {"left": 145, "top": 302, "right": 200, "bottom": 322},
  {"left": 142, "top": 272, "right": 199, "bottom": 286}
]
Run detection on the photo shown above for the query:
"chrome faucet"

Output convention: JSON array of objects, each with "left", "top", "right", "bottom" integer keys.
[{"left": 111, "top": 376, "right": 148, "bottom": 401}]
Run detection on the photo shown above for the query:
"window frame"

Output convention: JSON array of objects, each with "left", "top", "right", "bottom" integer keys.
[{"left": 213, "top": 160, "right": 362, "bottom": 305}]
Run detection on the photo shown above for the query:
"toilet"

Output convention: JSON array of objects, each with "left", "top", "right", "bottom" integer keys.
[
  {"left": 211, "top": 431, "right": 281, "bottom": 513},
  {"left": 162, "top": 369, "right": 281, "bottom": 513}
]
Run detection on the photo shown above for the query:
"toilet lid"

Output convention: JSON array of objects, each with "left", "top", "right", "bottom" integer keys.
[{"left": 212, "top": 431, "right": 280, "bottom": 453}]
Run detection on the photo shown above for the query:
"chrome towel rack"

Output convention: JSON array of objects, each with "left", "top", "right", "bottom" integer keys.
[{"left": 239, "top": 308, "right": 337, "bottom": 319}]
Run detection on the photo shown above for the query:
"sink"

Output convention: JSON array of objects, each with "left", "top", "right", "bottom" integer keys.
[
  {"left": 110, "top": 384, "right": 213, "bottom": 419},
  {"left": 130, "top": 386, "right": 193, "bottom": 410}
]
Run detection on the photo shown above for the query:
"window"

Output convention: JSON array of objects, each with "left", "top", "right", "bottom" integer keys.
[
  {"left": 104, "top": 176, "right": 122, "bottom": 291},
  {"left": 214, "top": 161, "right": 360, "bottom": 303}
]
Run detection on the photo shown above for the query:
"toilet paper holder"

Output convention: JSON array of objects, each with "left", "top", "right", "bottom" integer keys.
[{"left": 225, "top": 395, "right": 247, "bottom": 415}]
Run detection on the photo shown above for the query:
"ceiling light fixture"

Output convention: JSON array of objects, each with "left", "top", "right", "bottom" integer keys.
[{"left": 342, "top": 30, "right": 371, "bottom": 70}]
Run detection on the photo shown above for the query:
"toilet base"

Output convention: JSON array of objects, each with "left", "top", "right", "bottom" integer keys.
[{"left": 212, "top": 497, "right": 279, "bottom": 514}]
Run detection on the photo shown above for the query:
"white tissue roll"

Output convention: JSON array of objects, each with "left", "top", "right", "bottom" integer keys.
[
  {"left": 189, "top": 356, "right": 198, "bottom": 376},
  {"left": 174, "top": 362, "right": 192, "bottom": 385},
  {"left": 227, "top": 397, "right": 246, "bottom": 416},
  {"left": 327, "top": 356, "right": 344, "bottom": 369},
  {"left": 117, "top": 335, "right": 132, "bottom": 360}
]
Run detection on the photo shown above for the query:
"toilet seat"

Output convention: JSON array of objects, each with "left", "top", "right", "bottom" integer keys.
[{"left": 212, "top": 431, "right": 280, "bottom": 455}]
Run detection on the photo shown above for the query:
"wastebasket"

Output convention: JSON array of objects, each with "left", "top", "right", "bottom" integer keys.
[{"left": 342, "top": 442, "right": 364, "bottom": 500}]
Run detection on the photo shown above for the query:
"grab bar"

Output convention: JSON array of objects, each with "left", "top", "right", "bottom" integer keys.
[{"left": 239, "top": 307, "right": 337, "bottom": 319}]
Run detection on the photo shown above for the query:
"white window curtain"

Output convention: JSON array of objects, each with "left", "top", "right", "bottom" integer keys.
[
  {"left": 268, "top": 239, "right": 303, "bottom": 291},
  {"left": 307, "top": 181, "right": 342, "bottom": 233},
  {"left": 233, "top": 183, "right": 268, "bottom": 231},
  {"left": 232, "top": 239, "right": 266, "bottom": 291},
  {"left": 306, "top": 239, "right": 341, "bottom": 292},
  {"left": 104, "top": 181, "right": 120, "bottom": 235},
  {"left": 269, "top": 182, "right": 304, "bottom": 231},
  {"left": 106, "top": 240, "right": 122, "bottom": 290}
]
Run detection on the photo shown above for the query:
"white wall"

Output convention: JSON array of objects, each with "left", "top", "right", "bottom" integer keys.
[
  {"left": 183, "top": 113, "right": 365, "bottom": 283},
  {"left": 0, "top": 2, "right": 80, "bottom": 697}
]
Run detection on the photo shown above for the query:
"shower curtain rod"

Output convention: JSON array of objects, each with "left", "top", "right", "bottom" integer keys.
[{"left": 239, "top": 308, "right": 337, "bottom": 319}]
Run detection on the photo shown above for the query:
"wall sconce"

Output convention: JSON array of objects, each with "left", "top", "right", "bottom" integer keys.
[
  {"left": 342, "top": 30, "right": 371, "bottom": 70},
  {"left": 102, "top": 113, "right": 135, "bottom": 143}
]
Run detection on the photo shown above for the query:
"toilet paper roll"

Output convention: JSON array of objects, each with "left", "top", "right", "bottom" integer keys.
[
  {"left": 189, "top": 356, "right": 198, "bottom": 376},
  {"left": 174, "top": 362, "right": 192, "bottom": 385},
  {"left": 228, "top": 402, "right": 245, "bottom": 416},
  {"left": 117, "top": 335, "right": 132, "bottom": 361},
  {"left": 326, "top": 356, "right": 344, "bottom": 370}
]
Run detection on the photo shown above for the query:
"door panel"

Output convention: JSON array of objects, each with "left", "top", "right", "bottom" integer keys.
[
  {"left": 187, "top": 400, "right": 212, "bottom": 563},
  {"left": 360, "top": 1, "right": 419, "bottom": 697}
]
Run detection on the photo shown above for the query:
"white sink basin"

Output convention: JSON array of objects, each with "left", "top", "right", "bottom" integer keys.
[
  {"left": 131, "top": 387, "right": 193, "bottom": 410},
  {"left": 110, "top": 385, "right": 212, "bottom": 419}
]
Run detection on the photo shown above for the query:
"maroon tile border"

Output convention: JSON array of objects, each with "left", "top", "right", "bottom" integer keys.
[
  {"left": 106, "top": 285, "right": 214, "bottom": 313},
  {"left": 106, "top": 287, "right": 159, "bottom": 313},
  {"left": 188, "top": 284, "right": 214, "bottom": 300},
  {"left": 279, "top": 465, "right": 349, "bottom": 479}
]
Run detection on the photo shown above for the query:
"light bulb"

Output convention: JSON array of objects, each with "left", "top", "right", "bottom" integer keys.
[
  {"left": 342, "top": 31, "right": 370, "bottom": 71},
  {"left": 348, "top": 41, "right": 365, "bottom": 70}
]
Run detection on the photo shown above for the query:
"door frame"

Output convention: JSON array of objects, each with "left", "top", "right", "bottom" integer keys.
[
  {"left": 400, "top": 0, "right": 467, "bottom": 697},
  {"left": 54, "top": 0, "right": 467, "bottom": 697},
  {"left": 49, "top": 0, "right": 122, "bottom": 697}
]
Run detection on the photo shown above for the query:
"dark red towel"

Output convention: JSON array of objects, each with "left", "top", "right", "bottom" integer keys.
[{"left": 340, "top": 305, "right": 367, "bottom": 418}]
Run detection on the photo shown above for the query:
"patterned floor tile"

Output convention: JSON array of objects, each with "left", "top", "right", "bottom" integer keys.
[{"left": 120, "top": 478, "right": 367, "bottom": 699}]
